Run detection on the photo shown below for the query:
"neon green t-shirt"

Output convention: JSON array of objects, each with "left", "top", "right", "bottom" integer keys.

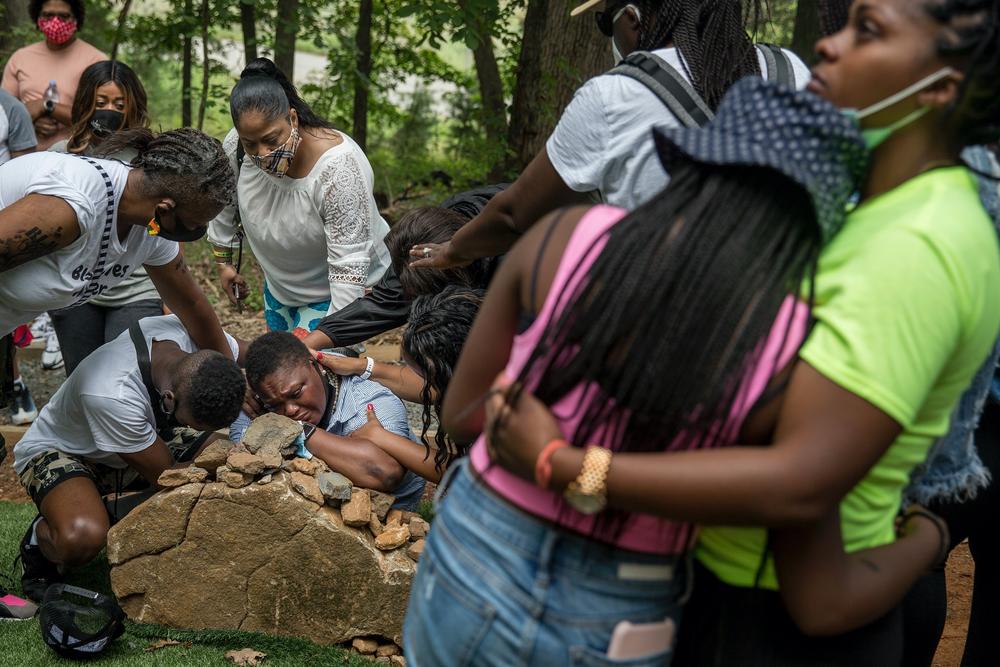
[{"left": 696, "top": 167, "right": 1000, "bottom": 590}]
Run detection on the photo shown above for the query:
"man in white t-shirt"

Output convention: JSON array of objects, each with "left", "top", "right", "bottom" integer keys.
[
  {"left": 12, "top": 315, "right": 247, "bottom": 602},
  {"left": 407, "top": 0, "right": 810, "bottom": 270},
  {"left": 0, "top": 89, "right": 37, "bottom": 163}
]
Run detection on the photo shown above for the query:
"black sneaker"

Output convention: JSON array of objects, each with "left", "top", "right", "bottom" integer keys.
[
  {"left": 18, "top": 516, "right": 62, "bottom": 603},
  {"left": 0, "top": 586, "right": 38, "bottom": 620}
]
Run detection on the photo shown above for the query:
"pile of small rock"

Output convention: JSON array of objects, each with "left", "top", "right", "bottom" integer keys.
[{"left": 108, "top": 413, "right": 427, "bottom": 653}]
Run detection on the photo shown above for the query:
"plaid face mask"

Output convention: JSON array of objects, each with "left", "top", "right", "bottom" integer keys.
[{"left": 249, "top": 125, "right": 301, "bottom": 178}]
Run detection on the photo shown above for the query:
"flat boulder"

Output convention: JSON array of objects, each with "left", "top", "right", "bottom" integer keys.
[{"left": 107, "top": 471, "right": 415, "bottom": 646}]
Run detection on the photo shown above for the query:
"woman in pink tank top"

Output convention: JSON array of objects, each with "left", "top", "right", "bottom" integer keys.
[{"left": 403, "top": 79, "right": 945, "bottom": 666}]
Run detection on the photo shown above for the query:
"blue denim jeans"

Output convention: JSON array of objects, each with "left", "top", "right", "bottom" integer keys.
[{"left": 404, "top": 460, "right": 686, "bottom": 667}]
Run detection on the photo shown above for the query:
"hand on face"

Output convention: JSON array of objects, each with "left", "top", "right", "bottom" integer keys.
[{"left": 484, "top": 372, "right": 564, "bottom": 482}]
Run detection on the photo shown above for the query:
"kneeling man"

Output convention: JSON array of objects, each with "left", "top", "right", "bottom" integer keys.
[{"left": 13, "top": 315, "right": 246, "bottom": 601}]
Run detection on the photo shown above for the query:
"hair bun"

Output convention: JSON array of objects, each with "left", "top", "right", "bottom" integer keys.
[{"left": 240, "top": 57, "right": 280, "bottom": 81}]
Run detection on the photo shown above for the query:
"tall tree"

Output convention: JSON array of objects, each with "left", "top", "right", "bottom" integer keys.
[
  {"left": 505, "top": 0, "right": 608, "bottom": 172},
  {"left": 0, "top": 0, "right": 31, "bottom": 55},
  {"left": 182, "top": 0, "right": 193, "bottom": 126},
  {"left": 791, "top": 0, "right": 822, "bottom": 64},
  {"left": 274, "top": 0, "right": 300, "bottom": 78},
  {"left": 110, "top": 0, "right": 135, "bottom": 62},
  {"left": 461, "top": 1, "right": 506, "bottom": 180},
  {"left": 197, "top": 0, "right": 209, "bottom": 130},
  {"left": 353, "top": 0, "right": 373, "bottom": 151},
  {"left": 240, "top": 0, "right": 258, "bottom": 65}
]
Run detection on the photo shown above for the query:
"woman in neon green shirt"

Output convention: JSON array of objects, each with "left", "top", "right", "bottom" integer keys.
[{"left": 478, "top": 0, "right": 1000, "bottom": 662}]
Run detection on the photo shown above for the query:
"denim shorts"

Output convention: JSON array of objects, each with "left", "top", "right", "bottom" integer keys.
[{"left": 404, "top": 460, "right": 686, "bottom": 667}]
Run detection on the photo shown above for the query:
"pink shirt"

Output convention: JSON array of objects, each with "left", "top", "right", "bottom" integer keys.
[
  {"left": 470, "top": 205, "right": 809, "bottom": 555},
  {"left": 2, "top": 39, "right": 107, "bottom": 150}
]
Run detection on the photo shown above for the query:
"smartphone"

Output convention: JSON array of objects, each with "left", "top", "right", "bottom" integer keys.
[
  {"left": 232, "top": 284, "right": 243, "bottom": 312},
  {"left": 606, "top": 618, "right": 675, "bottom": 660}
]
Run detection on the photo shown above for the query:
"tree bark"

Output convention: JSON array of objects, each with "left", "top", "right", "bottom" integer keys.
[
  {"left": 273, "top": 0, "right": 299, "bottom": 79},
  {"left": 505, "top": 0, "right": 608, "bottom": 172},
  {"left": 182, "top": 0, "right": 193, "bottom": 127},
  {"left": 240, "top": 0, "right": 258, "bottom": 65},
  {"left": 466, "top": 8, "right": 507, "bottom": 180},
  {"left": 197, "top": 0, "right": 209, "bottom": 130},
  {"left": 791, "top": 0, "right": 821, "bottom": 64},
  {"left": 0, "top": 0, "right": 31, "bottom": 55},
  {"left": 352, "top": 0, "right": 373, "bottom": 151},
  {"left": 110, "top": 0, "right": 134, "bottom": 62}
]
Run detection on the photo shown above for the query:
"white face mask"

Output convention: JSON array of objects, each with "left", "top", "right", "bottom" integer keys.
[
  {"left": 841, "top": 67, "right": 956, "bottom": 150},
  {"left": 611, "top": 4, "right": 640, "bottom": 64}
]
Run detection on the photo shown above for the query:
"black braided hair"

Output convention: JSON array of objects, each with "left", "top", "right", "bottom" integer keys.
[
  {"left": 100, "top": 127, "right": 235, "bottom": 210},
  {"left": 176, "top": 351, "right": 246, "bottom": 430},
  {"left": 515, "top": 162, "right": 819, "bottom": 466},
  {"left": 402, "top": 286, "right": 484, "bottom": 471},
  {"left": 819, "top": 0, "right": 852, "bottom": 35},
  {"left": 922, "top": 0, "right": 1000, "bottom": 149},
  {"left": 230, "top": 57, "right": 335, "bottom": 130},
  {"left": 634, "top": 0, "right": 765, "bottom": 110}
]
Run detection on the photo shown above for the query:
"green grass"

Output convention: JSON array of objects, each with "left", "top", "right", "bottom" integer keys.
[{"left": 0, "top": 502, "right": 371, "bottom": 665}]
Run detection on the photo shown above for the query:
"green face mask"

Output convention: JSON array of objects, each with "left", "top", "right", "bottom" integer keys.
[{"left": 840, "top": 67, "right": 956, "bottom": 150}]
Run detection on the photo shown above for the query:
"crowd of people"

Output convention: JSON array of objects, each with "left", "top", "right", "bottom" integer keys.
[{"left": 0, "top": 0, "right": 999, "bottom": 665}]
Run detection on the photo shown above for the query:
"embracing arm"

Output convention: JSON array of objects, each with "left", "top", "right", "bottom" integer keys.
[
  {"left": 773, "top": 506, "right": 943, "bottom": 636},
  {"left": 352, "top": 407, "right": 445, "bottom": 483},
  {"left": 409, "top": 150, "right": 587, "bottom": 269},
  {"left": 0, "top": 194, "right": 79, "bottom": 273},
  {"left": 315, "top": 353, "right": 428, "bottom": 404},
  {"left": 145, "top": 253, "right": 232, "bottom": 358},
  {"left": 307, "top": 429, "right": 404, "bottom": 492}
]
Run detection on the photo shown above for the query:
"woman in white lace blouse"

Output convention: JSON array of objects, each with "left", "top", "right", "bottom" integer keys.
[{"left": 208, "top": 58, "right": 390, "bottom": 336}]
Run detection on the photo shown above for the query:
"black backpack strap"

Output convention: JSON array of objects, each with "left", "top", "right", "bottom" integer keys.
[
  {"left": 608, "top": 51, "right": 714, "bottom": 128},
  {"left": 756, "top": 44, "right": 795, "bottom": 87},
  {"left": 128, "top": 321, "right": 169, "bottom": 434}
]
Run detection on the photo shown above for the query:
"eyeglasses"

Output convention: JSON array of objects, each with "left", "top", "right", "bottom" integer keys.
[{"left": 595, "top": 2, "right": 629, "bottom": 37}]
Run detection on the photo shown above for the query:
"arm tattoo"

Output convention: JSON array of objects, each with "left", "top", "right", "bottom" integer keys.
[
  {"left": 0, "top": 226, "right": 63, "bottom": 273},
  {"left": 860, "top": 558, "right": 880, "bottom": 573},
  {"left": 173, "top": 256, "right": 188, "bottom": 273}
]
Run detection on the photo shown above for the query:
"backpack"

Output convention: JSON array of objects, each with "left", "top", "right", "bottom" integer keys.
[{"left": 608, "top": 44, "right": 796, "bottom": 128}]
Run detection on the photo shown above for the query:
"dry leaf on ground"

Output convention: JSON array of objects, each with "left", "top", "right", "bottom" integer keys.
[
  {"left": 143, "top": 639, "right": 181, "bottom": 652},
  {"left": 225, "top": 648, "right": 267, "bottom": 666}
]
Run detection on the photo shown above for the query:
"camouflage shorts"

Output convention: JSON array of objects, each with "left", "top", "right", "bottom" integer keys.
[{"left": 18, "top": 426, "right": 210, "bottom": 508}]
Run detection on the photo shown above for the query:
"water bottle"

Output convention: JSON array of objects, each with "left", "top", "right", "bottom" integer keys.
[{"left": 43, "top": 80, "right": 59, "bottom": 106}]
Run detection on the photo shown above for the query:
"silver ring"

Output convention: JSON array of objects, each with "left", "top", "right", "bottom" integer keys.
[{"left": 422, "top": 248, "right": 431, "bottom": 257}]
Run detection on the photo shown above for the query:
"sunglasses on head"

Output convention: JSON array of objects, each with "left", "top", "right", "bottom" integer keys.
[{"left": 595, "top": 2, "right": 630, "bottom": 37}]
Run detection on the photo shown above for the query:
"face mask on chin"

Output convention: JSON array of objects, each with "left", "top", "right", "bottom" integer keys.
[
  {"left": 841, "top": 67, "right": 956, "bottom": 150},
  {"left": 610, "top": 5, "right": 640, "bottom": 64}
]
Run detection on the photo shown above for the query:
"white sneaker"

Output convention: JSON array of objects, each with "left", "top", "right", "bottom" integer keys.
[
  {"left": 28, "top": 313, "right": 52, "bottom": 339},
  {"left": 10, "top": 381, "right": 38, "bottom": 425},
  {"left": 41, "top": 334, "right": 63, "bottom": 371}
]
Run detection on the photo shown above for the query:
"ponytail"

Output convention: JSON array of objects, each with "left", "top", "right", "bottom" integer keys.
[{"left": 230, "top": 57, "right": 334, "bottom": 130}]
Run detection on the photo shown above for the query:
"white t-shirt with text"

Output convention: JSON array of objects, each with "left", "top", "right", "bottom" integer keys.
[
  {"left": 13, "top": 315, "right": 240, "bottom": 473},
  {"left": 0, "top": 152, "right": 179, "bottom": 334},
  {"left": 546, "top": 46, "right": 811, "bottom": 211}
]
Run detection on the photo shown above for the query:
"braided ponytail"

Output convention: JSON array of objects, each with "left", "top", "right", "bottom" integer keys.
[
  {"left": 101, "top": 127, "right": 235, "bottom": 209},
  {"left": 635, "top": 0, "right": 763, "bottom": 110}
]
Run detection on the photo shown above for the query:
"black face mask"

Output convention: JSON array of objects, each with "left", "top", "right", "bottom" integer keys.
[
  {"left": 153, "top": 209, "right": 208, "bottom": 243},
  {"left": 90, "top": 109, "right": 125, "bottom": 137}
]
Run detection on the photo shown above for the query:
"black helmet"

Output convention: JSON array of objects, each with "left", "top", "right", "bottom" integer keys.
[{"left": 38, "top": 584, "right": 125, "bottom": 659}]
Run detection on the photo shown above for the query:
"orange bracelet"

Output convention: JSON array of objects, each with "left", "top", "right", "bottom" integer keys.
[{"left": 535, "top": 438, "right": 570, "bottom": 489}]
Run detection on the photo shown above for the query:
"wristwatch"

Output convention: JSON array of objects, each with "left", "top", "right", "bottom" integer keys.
[
  {"left": 43, "top": 99, "right": 55, "bottom": 115},
  {"left": 563, "top": 446, "right": 613, "bottom": 514},
  {"left": 299, "top": 421, "right": 317, "bottom": 442}
]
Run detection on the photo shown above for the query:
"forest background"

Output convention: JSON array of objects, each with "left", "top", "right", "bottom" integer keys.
[{"left": 0, "top": 0, "right": 822, "bottom": 209}]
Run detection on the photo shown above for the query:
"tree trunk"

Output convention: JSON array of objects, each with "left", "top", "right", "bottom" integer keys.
[
  {"left": 352, "top": 0, "right": 373, "bottom": 151},
  {"left": 197, "top": 0, "right": 209, "bottom": 130},
  {"left": 181, "top": 0, "right": 193, "bottom": 127},
  {"left": 240, "top": 0, "right": 258, "bottom": 65},
  {"left": 0, "top": 0, "right": 31, "bottom": 54},
  {"left": 791, "top": 0, "right": 821, "bottom": 64},
  {"left": 466, "top": 9, "right": 507, "bottom": 180},
  {"left": 505, "top": 0, "right": 607, "bottom": 172},
  {"left": 273, "top": 0, "right": 299, "bottom": 79},
  {"left": 110, "top": 0, "right": 134, "bottom": 62}
]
